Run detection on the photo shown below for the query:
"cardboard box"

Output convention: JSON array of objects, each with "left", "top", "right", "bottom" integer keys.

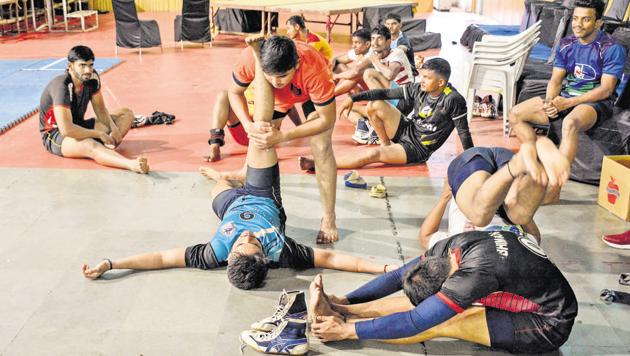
[{"left": 598, "top": 155, "right": 630, "bottom": 221}]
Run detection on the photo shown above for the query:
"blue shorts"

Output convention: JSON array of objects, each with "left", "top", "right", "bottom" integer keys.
[
  {"left": 447, "top": 147, "right": 514, "bottom": 198},
  {"left": 211, "top": 164, "right": 285, "bottom": 228}
]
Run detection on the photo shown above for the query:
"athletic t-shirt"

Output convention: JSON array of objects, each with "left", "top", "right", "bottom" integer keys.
[
  {"left": 38, "top": 71, "right": 101, "bottom": 135},
  {"left": 350, "top": 82, "right": 473, "bottom": 150},
  {"left": 403, "top": 83, "right": 470, "bottom": 150},
  {"left": 391, "top": 31, "right": 417, "bottom": 76},
  {"left": 305, "top": 31, "right": 334, "bottom": 62},
  {"left": 232, "top": 41, "right": 336, "bottom": 113},
  {"left": 185, "top": 195, "right": 313, "bottom": 269},
  {"left": 428, "top": 231, "right": 577, "bottom": 321},
  {"left": 554, "top": 31, "right": 627, "bottom": 97},
  {"left": 378, "top": 49, "right": 414, "bottom": 85}
]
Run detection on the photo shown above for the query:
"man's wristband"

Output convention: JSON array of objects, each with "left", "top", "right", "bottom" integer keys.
[{"left": 104, "top": 258, "right": 113, "bottom": 270}]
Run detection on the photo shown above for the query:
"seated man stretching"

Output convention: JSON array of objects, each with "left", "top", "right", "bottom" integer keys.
[
  {"left": 300, "top": 58, "right": 473, "bottom": 171},
  {"left": 309, "top": 228, "right": 577, "bottom": 353},
  {"left": 39, "top": 45, "right": 148, "bottom": 173},
  {"left": 82, "top": 37, "right": 393, "bottom": 290},
  {"left": 509, "top": 0, "right": 626, "bottom": 203}
]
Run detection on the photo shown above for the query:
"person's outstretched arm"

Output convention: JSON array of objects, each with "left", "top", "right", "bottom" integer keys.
[
  {"left": 82, "top": 248, "right": 186, "bottom": 279},
  {"left": 418, "top": 182, "right": 452, "bottom": 249},
  {"left": 313, "top": 248, "right": 397, "bottom": 274}
]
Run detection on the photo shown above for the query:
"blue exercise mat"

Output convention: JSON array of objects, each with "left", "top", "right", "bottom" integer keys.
[
  {"left": 477, "top": 24, "right": 552, "bottom": 62},
  {"left": 0, "top": 58, "right": 122, "bottom": 133}
]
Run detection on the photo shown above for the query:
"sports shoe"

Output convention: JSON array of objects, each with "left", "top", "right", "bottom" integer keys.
[
  {"left": 480, "top": 95, "right": 496, "bottom": 119},
  {"left": 240, "top": 319, "right": 308, "bottom": 355},
  {"left": 602, "top": 230, "right": 630, "bottom": 250},
  {"left": 131, "top": 115, "right": 147, "bottom": 128},
  {"left": 472, "top": 95, "right": 482, "bottom": 117},
  {"left": 370, "top": 183, "right": 387, "bottom": 198},
  {"left": 352, "top": 118, "right": 370, "bottom": 144},
  {"left": 250, "top": 290, "right": 307, "bottom": 332},
  {"left": 367, "top": 129, "right": 380, "bottom": 145},
  {"left": 344, "top": 170, "right": 367, "bottom": 189}
]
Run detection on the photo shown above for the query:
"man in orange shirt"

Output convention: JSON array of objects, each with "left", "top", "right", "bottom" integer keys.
[{"left": 226, "top": 35, "right": 338, "bottom": 244}]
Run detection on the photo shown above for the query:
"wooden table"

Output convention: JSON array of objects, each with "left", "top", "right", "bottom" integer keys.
[{"left": 211, "top": 0, "right": 416, "bottom": 42}]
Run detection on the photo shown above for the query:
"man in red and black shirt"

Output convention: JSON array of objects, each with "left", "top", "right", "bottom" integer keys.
[
  {"left": 39, "top": 45, "right": 148, "bottom": 173},
  {"left": 310, "top": 229, "right": 577, "bottom": 353},
  {"left": 227, "top": 35, "right": 338, "bottom": 244}
]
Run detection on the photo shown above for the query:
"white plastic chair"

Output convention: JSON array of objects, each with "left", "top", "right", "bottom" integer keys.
[
  {"left": 464, "top": 39, "right": 539, "bottom": 135},
  {"left": 463, "top": 23, "right": 541, "bottom": 136}
]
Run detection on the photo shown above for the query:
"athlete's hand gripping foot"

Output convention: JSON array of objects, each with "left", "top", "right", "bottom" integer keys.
[
  {"left": 536, "top": 137, "right": 570, "bottom": 188},
  {"left": 317, "top": 217, "right": 338, "bottom": 244},
  {"left": 312, "top": 315, "right": 352, "bottom": 342},
  {"left": 81, "top": 261, "right": 110, "bottom": 279},
  {"left": 519, "top": 142, "right": 545, "bottom": 185}
]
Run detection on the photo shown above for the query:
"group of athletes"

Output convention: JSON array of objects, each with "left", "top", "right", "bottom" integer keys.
[{"left": 34, "top": 0, "right": 627, "bottom": 353}]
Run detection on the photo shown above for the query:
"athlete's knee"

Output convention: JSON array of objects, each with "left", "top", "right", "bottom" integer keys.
[
  {"left": 367, "top": 101, "right": 387, "bottom": 119},
  {"left": 467, "top": 210, "right": 494, "bottom": 228},
  {"left": 508, "top": 104, "right": 525, "bottom": 124},
  {"left": 367, "top": 148, "right": 382, "bottom": 162},
  {"left": 363, "top": 68, "right": 379, "bottom": 82},
  {"left": 216, "top": 90, "right": 229, "bottom": 104},
  {"left": 81, "top": 138, "right": 101, "bottom": 156},
  {"left": 562, "top": 114, "right": 587, "bottom": 135},
  {"left": 310, "top": 133, "right": 333, "bottom": 156}
]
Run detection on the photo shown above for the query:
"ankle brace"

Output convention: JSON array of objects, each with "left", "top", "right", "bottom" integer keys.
[{"left": 208, "top": 129, "right": 225, "bottom": 146}]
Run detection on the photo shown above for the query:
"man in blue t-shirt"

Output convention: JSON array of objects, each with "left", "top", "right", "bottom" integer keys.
[
  {"left": 81, "top": 37, "right": 394, "bottom": 290},
  {"left": 508, "top": 0, "right": 627, "bottom": 204}
]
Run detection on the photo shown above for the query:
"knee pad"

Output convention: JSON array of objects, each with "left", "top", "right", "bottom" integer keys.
[{"left": 228, "top": 122, "right": 249, "bottom": 146}]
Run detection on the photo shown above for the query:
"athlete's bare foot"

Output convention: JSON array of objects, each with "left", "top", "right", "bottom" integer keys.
[
  {"left": 81, "top": 261, "right": 110, "bottom": 279},
  {"left": 309, "top": 274, "right": 342, "bottom": 319},
  {"left": 542, "top": 186, "right": 561, "bottom": 205},
  {"left": 317, "top": 217, "right": 338, "bottom": 244},
  {"left": 536, "top": 137, "right": 570, "bottom": 188},
  {"left": 132, "top": 157, "right": 149, "bottom": 174},
  {"left": 203, "top": 144, "right": 221, "bottom": 162},
  {"left": 199, "top": 166, "right": 222, "bottom": 181},
  {"left": 245, "top": 34, "right": 265, "bottom": 56},
  {"left": 519, "top": 142, "right": 545, "bottom": 185},
  {"left": 199, "top": 166, "right": 246, "bottom": 183},
  {"left": 299, "top": 156, "right": 315, "bottom": 173}
]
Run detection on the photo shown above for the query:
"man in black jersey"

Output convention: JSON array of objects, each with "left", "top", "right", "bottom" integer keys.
[
  {"left": 309, "top": 229, "right": 577, "bottom": 354},
  {"left": 39, "top": 45, "right": 148, "bottom": 173},
  {"left": 299, "top": 58, "right": 473, "bottom": 170}
]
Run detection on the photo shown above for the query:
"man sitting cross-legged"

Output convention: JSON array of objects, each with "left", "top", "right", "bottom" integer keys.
[
  {"left": 39, "top": 45, "right": 148, "bottom": 173},
  {"left": 299, "top": 58, "right": 473, "bottom": 171},
  {"left": 82, "top": 37, "right": 395, "bottom": 290},
  {"left": 308, "top": 227, "right": 577, "bottom": 354},
  {"left": 508, "top": 0, "right": 627, "bottom": 203}
]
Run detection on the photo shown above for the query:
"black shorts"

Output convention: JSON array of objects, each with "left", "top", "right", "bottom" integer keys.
[
  {"left": 447, "top": 147, "right": 514, "bottom": 199},
  {"left": 486, "top": 308, "right": 574, "bottom": 353},
  {"left": 550, "top": 96, "right": 615, "bottom": 125},
  {"left": 273, "top": 100, "right": 317, "bottom": 121},
  {"left": 392, "top": 116, "right": 431, "bottom": 164},
  {"left": 212, "top": 164, "right": 286, "bottom": 230},
  {"left": 41, "top": 118, "right": 96, "bottom": 157}
]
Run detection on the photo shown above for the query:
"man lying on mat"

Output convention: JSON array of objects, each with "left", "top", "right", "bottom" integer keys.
[
  {"left": 38, "top": 45, "right": 148, "bottom": 174},
  {"left": 299, "top": 58, "right": 473, "bottom": 171},
  {"left": 82, "top": 37, "right": 396, "bottom": 290}
]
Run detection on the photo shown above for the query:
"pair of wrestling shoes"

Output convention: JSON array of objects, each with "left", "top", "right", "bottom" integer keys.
[{"left": 240, "top": 290, "right": 309, "bottom": 355}]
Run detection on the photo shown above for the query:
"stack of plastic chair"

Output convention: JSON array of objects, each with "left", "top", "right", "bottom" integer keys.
[
  {"left": 112, "top": 0, "right": 162, "bottom": 58},
  {"left": 462, "top": 21, "right": 541, "bottom": 136}
]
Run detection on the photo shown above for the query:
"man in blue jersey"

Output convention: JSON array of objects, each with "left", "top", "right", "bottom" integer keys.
[
  {"left": 82, "top": 37, "right": 394, "bottom": 290},
  {"left": 509, "top": 0, "right": 627, "bottom": 203}
]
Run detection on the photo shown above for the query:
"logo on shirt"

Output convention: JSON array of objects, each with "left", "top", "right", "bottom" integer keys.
[
  {"left": 240, "top": 211, "right": 255, "bottom": 221},
  {"left": 573, "top": 64, "right": 597, "bottom": 80},
  {"left": 290, "top": 83, "right": 302, "bottom": 96},
  {"left": 419, "top": 105, "right": 433, "bottom": 119},
  {"left": 517, "top": 234, "right": 547, "bottom": 259},
  {"left": 490, "top": 231, "right": 509, "bottom": 258},
  {"left": 220, "top": 221, "right": 237, "bottom": 237}
]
